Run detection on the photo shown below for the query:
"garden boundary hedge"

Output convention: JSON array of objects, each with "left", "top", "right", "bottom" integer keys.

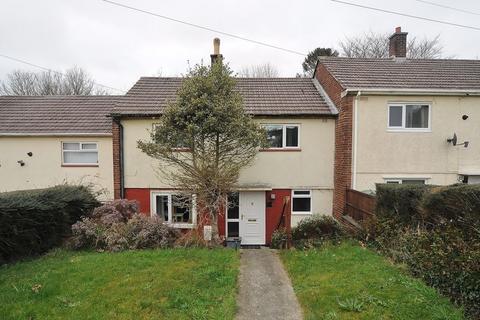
[{"left": 0, "top": 185, "right": 99, "bottom": 263}]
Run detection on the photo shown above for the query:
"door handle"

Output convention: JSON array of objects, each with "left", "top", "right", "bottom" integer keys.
[{"left": 241, "top": 214, "right": 244, "bottom": 220}]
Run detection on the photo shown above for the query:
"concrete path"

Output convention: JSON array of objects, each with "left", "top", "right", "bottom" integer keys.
[{"left": 236, "top": 248, "right": 303, "bottom": 320}]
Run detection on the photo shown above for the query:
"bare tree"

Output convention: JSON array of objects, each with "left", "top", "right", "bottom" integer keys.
[
  {"left": 238, "top": 63, "right": 279, "bottom": 78},
  {"left": 339, "top": 32, "right": 444, "bottom": 59},
  {"left": 0, "top": 66, "right": 109, "bottom": 95}
]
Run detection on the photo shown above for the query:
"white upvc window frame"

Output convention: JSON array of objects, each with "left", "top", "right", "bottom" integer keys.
[
  {"left": 263, "top": 124, "right": 301, "bottom": 149},
  {"left": 150, "top": 191, "right": 197, "bottom": 229},
  {"left": 291, "top": 190, "right": 312, "bottom": 215},
  {"left": 61, "top": 141, "right": 99, "bottom": 166},
  {"left": 387, "top": 103, "right": 431, "bottom": 132},
  {"left": 384, "top": 178, "right": 428, "bottom": 184}
]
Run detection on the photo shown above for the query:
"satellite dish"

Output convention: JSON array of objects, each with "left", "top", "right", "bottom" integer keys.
[{"left": 447, "top": 133, "right": 457, "bottom": 146}]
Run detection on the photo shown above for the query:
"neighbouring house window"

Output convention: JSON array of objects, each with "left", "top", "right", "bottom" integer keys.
[
  {"left": 62, "top": 142, "right": 98, "bottom": 165},
  {"left": 384, "top": 178, "right": 427, "bottom": 184},
  {"left": 292, "top": 190, "right": 311, "bottom": 214},
  {"left": 388, "top": 104, "right": 430, "bottom": 131},
  {"left": 264, "top": 124, "right": 300, "bottom": 148},
  {"left": 152, "top": 193, "right": 196, "bottom": 226}
]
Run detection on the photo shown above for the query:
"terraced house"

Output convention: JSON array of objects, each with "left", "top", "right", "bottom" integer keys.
[{"left": 1, "top": 27, "right": 479, "bottom": 245}]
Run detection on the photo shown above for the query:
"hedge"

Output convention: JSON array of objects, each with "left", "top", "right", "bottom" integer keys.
[
  {"left": 368, "top": 183, "right": 480, "bottom": 319},
  {"left": 0, "top": 185, "right": 99, "bottom": 263}
]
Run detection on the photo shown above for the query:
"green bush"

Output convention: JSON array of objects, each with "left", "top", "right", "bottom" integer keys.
[
  {"left": 0, "top": 185, "right": 99, "bottom": 263},
  {"left": 375, "top": 183, "right": 432, "bottom": 227},
  {"left": 291, "top": 215, "right": 345, "bottom": 249},
  {"left": 368, "top": 183, "right": 480, "bottom": 319},
  {"left": 271, "top": 228, "right": 288, "bottom": 249}
]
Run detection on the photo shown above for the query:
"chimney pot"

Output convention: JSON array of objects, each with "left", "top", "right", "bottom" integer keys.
[
  {"left": 389, "top": 27, "right": 408, "bottom": 58},
  {"left": 210, "top": 38, "right": 223, "bottom": 65},
  {"left": 213, "top": 38, "right": 220, "bottom": 55}
]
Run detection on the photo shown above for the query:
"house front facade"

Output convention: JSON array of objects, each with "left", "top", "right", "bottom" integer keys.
[{"left": 112, "top": 76, "right": 337, "bottom": 245}]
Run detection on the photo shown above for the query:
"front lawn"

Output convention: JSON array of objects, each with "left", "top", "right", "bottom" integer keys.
[
  {"left": 0, "top": 248, "right": 239, "bottom": 320},
  {"left": 281, "top": 242, "right": 464, "bottom": 320}
]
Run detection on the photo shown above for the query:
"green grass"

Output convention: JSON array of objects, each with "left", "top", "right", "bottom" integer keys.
[
  {"left": 280, "top": 242, "right": 464, "bottom": 320},
  {"left": 0, "top": 248, "right": 239, "bottom": 320}
]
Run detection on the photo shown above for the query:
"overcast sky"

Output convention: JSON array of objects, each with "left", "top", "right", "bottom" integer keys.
[{"left": 1, "top": 0, "right": 479, "bottom": 93}]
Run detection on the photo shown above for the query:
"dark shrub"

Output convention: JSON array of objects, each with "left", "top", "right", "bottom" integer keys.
[
  {"left": 368, "top": 183, "right": 480, "bottom": 319},
  {"left": 375, "top": 183, "right": 432, "bottom": 227},
  {"left": 0, "top": 185, "right": 99, "bottom": 263},
  {"left": 422, "top": 184, "right": 480, "bottom": 232},
  {"left": 70, "top": 199, "right": 179, "bottom": 252},
  {"left": 291, "top": 215, "right": 345, "bottom": 249}
]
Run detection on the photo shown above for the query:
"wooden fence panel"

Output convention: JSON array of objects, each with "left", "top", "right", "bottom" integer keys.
[{"left": 345, "top": 189, "right": 376, "bottom": 221}]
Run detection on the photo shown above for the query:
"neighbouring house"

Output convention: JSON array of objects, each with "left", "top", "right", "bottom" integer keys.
[
  {"left": 314, "top": 27, "right": 480, "bottom": 218},
  {"left": 1, "top": 28, "right": 479, "bottom": 245},
  {"left": 0, "top": 96, "right": 117, "bottom": 200}
]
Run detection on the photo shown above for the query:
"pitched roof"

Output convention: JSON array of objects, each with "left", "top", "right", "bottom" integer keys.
[
  {"left": 0, "top": 96, "right": 119, "bottom": 135},
  {"left": 113, "top": 77, "right": 336, "bottom": 116},
  {"left": 318, "top": 57, "right": 480, "bottom": 91}
]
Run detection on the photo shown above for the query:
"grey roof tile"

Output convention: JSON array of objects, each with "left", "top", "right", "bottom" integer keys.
[
  {"left": 0, "top": 96, "right": 119, "bottom": 135},
  {"left": 113, "top": 77, "right": 334, "bottom": 116},
  {"left": 318, "top": 57, "right": 480, "bottom": 90}
]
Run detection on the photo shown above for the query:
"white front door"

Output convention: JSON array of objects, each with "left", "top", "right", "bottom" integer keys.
[{"left": 239, "top": 191, "right": 266, "bottom": 245}]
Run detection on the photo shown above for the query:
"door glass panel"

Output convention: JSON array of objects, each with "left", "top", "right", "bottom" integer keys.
[
  {"left": 227, "top": 192, "right": 239, "bottom": 219},
  {"left": 227, "top": 222, "right": 239, "bottom": 237},
  {"left": 156, "top": 195, "right": 169, "bottom": 221}
]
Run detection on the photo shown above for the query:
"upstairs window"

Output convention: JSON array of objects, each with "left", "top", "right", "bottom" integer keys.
[
  {"left": 264, "top": 124, "right": 300, "bottom": 148},
  {"left": 388, "top": 104, "right": 430, "bottom": 131},
  {"left": 62, "top": 142, "right": 98, "bottom": 165}
]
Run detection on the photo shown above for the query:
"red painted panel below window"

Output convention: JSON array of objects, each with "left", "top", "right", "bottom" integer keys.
[
  {"left": 124, "top": 188, "right": 151, "bottom": 216},
  {"left": 265, "top": 189, "right": 291, "bottom": 245}
]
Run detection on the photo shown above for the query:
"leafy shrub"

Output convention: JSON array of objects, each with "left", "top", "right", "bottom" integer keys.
[
  {"left": 375, "top": 183, "right": 432, "bottom": 227},
  {"left": 0, "top": 185, "right": 99, "bottom": 263},
  {"left": 271, "top": 228, "right": 288, "bottom": 249},
  {"left": 291, "top": 215, "right": 345, "bottom": 249},
  {"left": 70, "top": 199, "right": 179, "bottom": 252},
  {"left": 368, "top": 183, "right": 480, "bottom": 319}
]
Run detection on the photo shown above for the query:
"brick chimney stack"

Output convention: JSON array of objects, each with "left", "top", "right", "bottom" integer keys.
[
  {"left": 389, "top": 27, "right": 408, "bottom": 58},
  {"left": 210, "top": 38, "right": 223, "bottom": 65}
]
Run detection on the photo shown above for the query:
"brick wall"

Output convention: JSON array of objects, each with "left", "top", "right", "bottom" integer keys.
[
  {"left": 315, "top": 63, "right": 353, "bottom": 219},
  {"left": 112, "top": 119, "right": 122, "bottom": 199}
]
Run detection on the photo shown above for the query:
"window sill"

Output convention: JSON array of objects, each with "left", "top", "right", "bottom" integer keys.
[
  {"left": 387, "top": 128, "right": 431, "bottom": 133},
  {"left": 62, "top": 164, "right": 99, "bottom": 167},
  {"left": 260, "top": 148, "right": 301, "bottom": 152},
  {"left": 291, "top": 212, "right": 312, "bottom": 215},
  {"left": 170, "top": 223, "right": 195, "bottom": 229}
]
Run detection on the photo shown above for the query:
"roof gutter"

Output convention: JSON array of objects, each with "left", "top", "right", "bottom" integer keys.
[
  {"left": 341, "top": 88, "right": 480, "bottom": 97},
  {"left": 0, "top": 133, "right": 112, "bottom": 137}
]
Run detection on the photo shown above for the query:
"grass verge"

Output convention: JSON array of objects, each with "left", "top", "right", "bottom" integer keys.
[
  {"left": 0, "top": 248, "right": 239, "bottom": 320},
  {"left": 280, "top": 242, "right": 464, "bottom": 320}
]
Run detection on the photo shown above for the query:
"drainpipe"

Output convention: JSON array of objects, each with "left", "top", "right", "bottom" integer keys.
[
  {"left": 119, "top": 121, "right": 125, "bottom": 199},
  {"left": 352, "top": 91, "right": 361, "bottom": 190}
]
